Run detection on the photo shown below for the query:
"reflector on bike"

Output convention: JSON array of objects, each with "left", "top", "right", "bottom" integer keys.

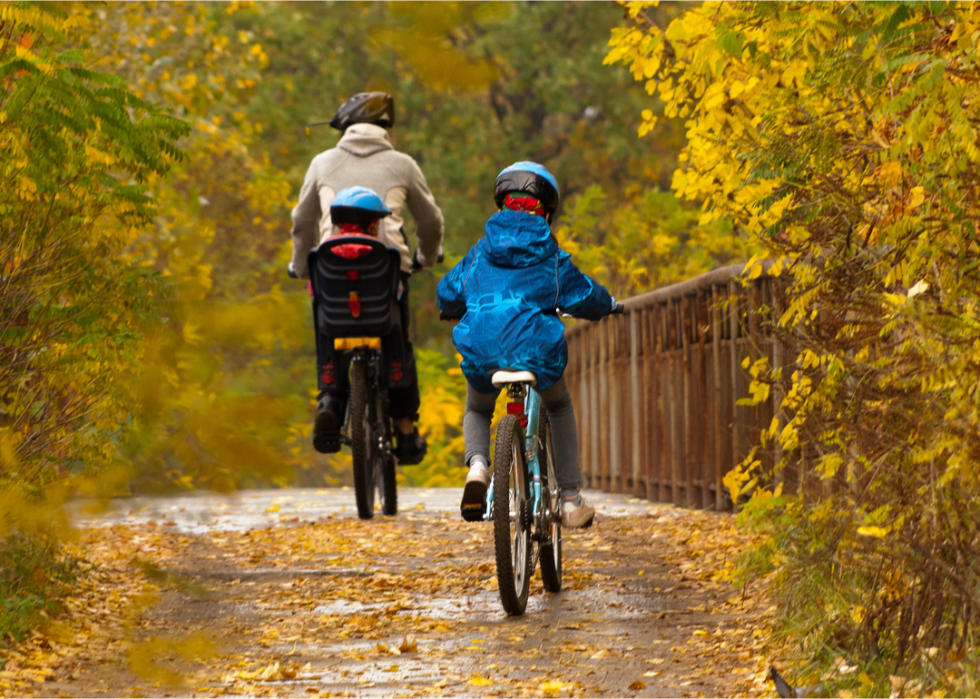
[
  {"left": 348, "top": 291, "right": 361, "bottom": 318},
  {"left": 331, "top": 243, "right": 374, "bottom": 259},
  {"left": 333, "top": 337, "right": 381, "bottom": 350}
]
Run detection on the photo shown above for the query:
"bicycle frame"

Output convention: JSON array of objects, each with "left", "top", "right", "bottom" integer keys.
[{"left": 485, "top": 384, "right": 551, "bottom": 545}]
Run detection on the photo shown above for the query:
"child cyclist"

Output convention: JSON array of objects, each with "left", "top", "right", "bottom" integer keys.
[{"left": 436, "top": 162, "right": 619, "bottom": 529}]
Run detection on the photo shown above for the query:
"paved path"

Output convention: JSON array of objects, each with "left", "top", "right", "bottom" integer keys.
[
  {"left": 73, "top": 488, "right": 667, "bottom": 535},
  {"left": 47, "top": 489, "right": 767, "bottom": 698}
]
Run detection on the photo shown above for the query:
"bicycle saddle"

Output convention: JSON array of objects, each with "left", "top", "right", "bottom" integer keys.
[{"left": 491, "top": 370, "right": 537, "bottom": 387}]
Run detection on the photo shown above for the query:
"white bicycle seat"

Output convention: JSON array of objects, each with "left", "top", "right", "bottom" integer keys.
[{"left": 491, "top": 370, "right": 537, "bottom": 387}]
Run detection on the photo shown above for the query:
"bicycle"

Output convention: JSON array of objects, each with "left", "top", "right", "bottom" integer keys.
[
  {"left": 471, "top": 304, "right": 623, "bottom": 615},
  {"left": 307, "top": 235, "right": 403, "bottom": 520},
  {"left": 485, "top": 369, "right": 564, "bottom": 615}
]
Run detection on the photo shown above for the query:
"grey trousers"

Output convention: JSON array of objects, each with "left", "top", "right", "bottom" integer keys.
[{"left": 463, "top": 376, "right": 583, "bottom": 490}]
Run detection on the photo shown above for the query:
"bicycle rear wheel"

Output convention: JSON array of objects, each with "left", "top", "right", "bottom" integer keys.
[
  {"left": 493, "top": 414, "right": 532, "bottom": 615},
  {"left": 349, "top": 360, "right": 375, "bottom": 520},
  {"left": 538, "top": 410, "right": 562, "bottom": 593},
  {"left": 375, "top": 392, "right": 398, "bottom": 516}
]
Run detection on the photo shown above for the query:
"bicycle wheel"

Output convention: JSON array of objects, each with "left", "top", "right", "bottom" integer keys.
[
  {"left": 349, "top": 359, "right": 375, "bottom": 520},
  {"left": 493, "top": 414, "right": 532, "bottom": 615},
  {"left": 375, "top": 392, "right": 398, "bottom": 516},
  {"left": 538, "top": 410, "right": 562, "bottom": 593}
]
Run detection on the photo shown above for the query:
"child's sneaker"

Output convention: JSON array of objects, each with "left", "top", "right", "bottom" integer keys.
[
  {"left": 460, "top": 458, "right": 490, "bottom": 522},
  {"left": 560, "top": 493, "right": 595, "bottom": 529}
]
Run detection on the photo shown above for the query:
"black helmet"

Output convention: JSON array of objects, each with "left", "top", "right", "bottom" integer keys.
[
  {"left": 493, "top": 161, "right": 560, "bottom": 213},
  {"left": 329, "top": 92, "right": 395, "bottom": 131}
]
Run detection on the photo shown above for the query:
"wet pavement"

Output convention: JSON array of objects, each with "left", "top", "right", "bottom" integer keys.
[
  {"left": 71, "top": 488, "right": 668, "bottom": 535},
  {"left": 48, "top": 489, "right": 768, "bottom": 698}
]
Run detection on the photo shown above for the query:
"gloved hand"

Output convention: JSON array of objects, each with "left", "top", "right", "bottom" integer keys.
[
  {"left": 287, "top": 262, "right": 299, "bottom": 279},
  {"left": 412, "top": 247, "right": 445, "bottom": 271},
  {"left": 610, "top": 297, "right": 625, "bottom": 315}
]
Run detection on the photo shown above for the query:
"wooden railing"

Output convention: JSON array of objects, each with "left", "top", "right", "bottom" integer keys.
[{"left": 565, "top": 263, "right": 779, "bottom": 511}]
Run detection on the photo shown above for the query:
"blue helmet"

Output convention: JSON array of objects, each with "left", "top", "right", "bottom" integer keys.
[
  {"left": 493, "top": 161, "right": 560, "bottom": 213},
  {"left": 330, "top": 186, "right": 392, "bottom": 228}
]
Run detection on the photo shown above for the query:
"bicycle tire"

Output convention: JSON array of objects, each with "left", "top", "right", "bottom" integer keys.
[
  {"left": 538, "top": 410, "right": 562, "bottom": 593},
  {"left": 377, "top": 390, "right": 397, "bottom": 516},
  {"left": 379, "top": 453, "right": 397, "bottom": 516},
  {"left": 493, "top": 414, "right": 532, "bottom": 615},
  {"left": 349, "top": 360, "right": 374, "bottom": 520}
]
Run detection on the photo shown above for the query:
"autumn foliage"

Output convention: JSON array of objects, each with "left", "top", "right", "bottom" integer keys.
[
  {"left": 0, "top": 5, "right": 188, "bottom": 527},
  {"left": 609, "top": 0, "right": 980, "bottom": 691}
]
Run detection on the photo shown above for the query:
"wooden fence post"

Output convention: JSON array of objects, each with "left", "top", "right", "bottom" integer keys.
[
  {"left": 728, "top": 280, "right": 741, "bottom": 514},
  {"left": 711, "top": 285, "right": 724, "bottom": 510}
]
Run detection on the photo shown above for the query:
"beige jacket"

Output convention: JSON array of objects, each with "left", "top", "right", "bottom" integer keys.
[{"left": 289, "top": 123, "right": 444, "bottom": 277}]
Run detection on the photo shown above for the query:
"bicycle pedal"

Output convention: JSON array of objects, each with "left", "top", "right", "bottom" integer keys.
[{"left": 460, "top": 503, "right": 486, "bottom": 522}]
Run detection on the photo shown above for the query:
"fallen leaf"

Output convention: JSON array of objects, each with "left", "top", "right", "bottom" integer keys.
[
  {"left": 628, "top": 680, "right": 646, "bottom": 690},
  {"left": 540, "top": 680, "right": 573, "bottom": 694},
  {"left": 469, "top": 675, "right": 493, "bottom": 686}
]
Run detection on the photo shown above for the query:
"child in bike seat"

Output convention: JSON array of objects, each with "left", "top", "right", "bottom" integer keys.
[{"left": 436, "top": 162, "right": 619, "bottom": 529}]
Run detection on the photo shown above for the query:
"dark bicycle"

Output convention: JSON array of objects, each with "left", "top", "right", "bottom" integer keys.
[{"left": 308, "top": 235, "right": 402, "bottom": 519}]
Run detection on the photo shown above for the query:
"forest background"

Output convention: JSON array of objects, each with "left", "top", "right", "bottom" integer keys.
[{"left": 0, "top": 0, "right": 744, "bottom": 503}]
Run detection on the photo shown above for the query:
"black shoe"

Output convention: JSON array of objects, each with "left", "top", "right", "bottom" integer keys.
[
  {"left": 394, "top": 428, "right": 427, "bottom": 465},
  {"left": 313, "top": 395, "right": 344, "bottom": 454}
]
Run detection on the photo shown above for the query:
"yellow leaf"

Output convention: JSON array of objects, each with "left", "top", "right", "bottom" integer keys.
[
  {"left": 265, "top": 505, "right": 280, "bottom": 513},
  {"left": 469, "top": 676, "right": 493, "bottom": 686},
  {"left": 857, "top": 526, "right": 888, "bottom": 538},
  {"left": 908, "top": 186, "right": 925, "bottom": 208},
  {"left": 540, "top": 680, "right": 572, "bottom": 694},
  {"left": 907, "top": 280, "right": 929, "bottom": 299}
]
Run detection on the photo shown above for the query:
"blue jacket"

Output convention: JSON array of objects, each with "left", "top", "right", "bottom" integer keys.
[{"left": 437, "top": 209, "right": 613, "bottom": 393}]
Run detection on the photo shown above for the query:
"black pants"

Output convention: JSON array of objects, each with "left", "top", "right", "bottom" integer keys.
[{"left": 316, "top": 273, "right": 420, "bottom": 422}]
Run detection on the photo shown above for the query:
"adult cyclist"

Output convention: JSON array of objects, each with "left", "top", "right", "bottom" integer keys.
[{"left": 289, "top": 92, "right": 444, "bottom": 465}]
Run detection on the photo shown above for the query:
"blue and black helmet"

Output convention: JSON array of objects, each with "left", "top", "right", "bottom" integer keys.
[
  {"left": 330, "top": 186, "right": 392, "bottom": 228},
  {"left": 493, "top": 161, "right": 560, "bottom": 213}
]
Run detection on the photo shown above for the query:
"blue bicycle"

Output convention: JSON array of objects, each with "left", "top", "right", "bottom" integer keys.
[{"left": 486, "top": 370, "right": 562, "bottom": 615}]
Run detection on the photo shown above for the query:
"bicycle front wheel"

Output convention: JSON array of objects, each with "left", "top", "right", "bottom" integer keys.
[
  {"left": 349, "top": 360, "right": 375, "bottom": 520},
  {"left": 493, "top": 414, "right": 532, "bottom": 615}
]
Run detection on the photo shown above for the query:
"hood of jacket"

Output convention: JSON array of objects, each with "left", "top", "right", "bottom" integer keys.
[
  {"left": 480, "top": 209, "right": 558, "bottom": 268},
  {"left": 337, "top": 123, "right": 394, "bottom": 157}
]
